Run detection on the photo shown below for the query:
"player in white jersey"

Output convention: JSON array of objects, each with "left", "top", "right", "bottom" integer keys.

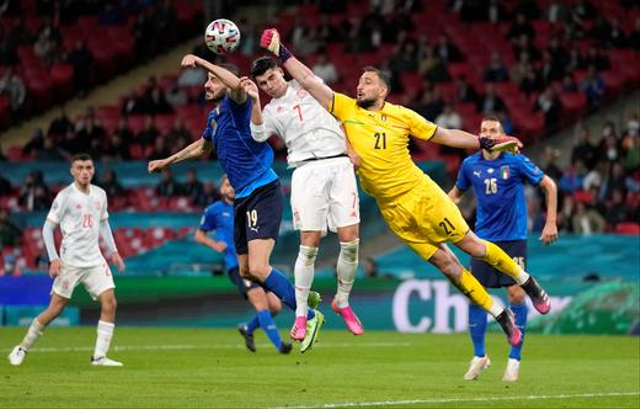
[
  {"left": 8, "top": 154, "right": 126, "bottom": 367},
  {"left": 245, "top": 56, "right": 363, "bottom": 341}
]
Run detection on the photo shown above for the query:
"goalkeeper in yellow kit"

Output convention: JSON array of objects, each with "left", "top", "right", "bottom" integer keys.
[{"left": 260, "top": 29, "right": 551, "bottom": 345}]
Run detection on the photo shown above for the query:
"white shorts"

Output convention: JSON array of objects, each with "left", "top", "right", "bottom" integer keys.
[
  {"left": 291, "top": 157, "right": 360, "bottom": 233},
  {"left": 51, "top": 258, "right": 115, "bottom": 301}
]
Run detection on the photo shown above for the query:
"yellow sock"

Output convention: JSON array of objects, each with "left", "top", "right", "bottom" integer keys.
[
  {"left": 453, "top": 269, "right": 501, "bottom": 317},
  {"left": 479, "top": 240, "right": 529, "bottom": 284}
]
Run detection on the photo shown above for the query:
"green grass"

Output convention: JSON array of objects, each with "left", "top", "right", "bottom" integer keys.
[{"left": 1, "top": 327, "right": 638, "bottom": 408}]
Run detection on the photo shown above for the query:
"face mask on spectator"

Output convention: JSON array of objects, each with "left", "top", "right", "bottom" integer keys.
[
  {"left": 627, "top": 120, "right": 639, "bottom": 137},
  {"left": 602, "top": 126, "right": 613, "bottom": 137},
  {"left": 607, "top": 148, "right": 617, "bottom": 160}
]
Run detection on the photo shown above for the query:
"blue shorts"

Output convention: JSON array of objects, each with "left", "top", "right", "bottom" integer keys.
[
  {"left": 227, "top": 266, "right": 260, "bottom": 298},
  {"left": 233, "top": 180, "right": 284, "bottom": 255},
  {"left": 470, "top": 240, "right": 527, "bottom": 288}
]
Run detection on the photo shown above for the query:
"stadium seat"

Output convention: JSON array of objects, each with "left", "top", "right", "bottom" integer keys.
[{"left": 615, "top": 222, "right": 640, "bottom": 236}]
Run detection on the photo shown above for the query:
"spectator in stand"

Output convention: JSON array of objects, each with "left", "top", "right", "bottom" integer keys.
[
  {"left": 182, "top": 169, "right": 203, "bottom": 198},
  {"left": 411, "top": 88, "right": 444, "bottom": 121},
  {"left": 513, "top": 34, "right": 540, "bottom": 62},
  {"left": 570, "top": 0, "right": 597, "bottom": 25},
  {"left": 121, "top": 89, "right": 145, "bottom": 115},
  {"left": 144, "top": 87, "right": 173, "bottom": 115},
  {"left": 115, "top": 117, "right": 134, "bottom": 143},
  {"left": 559, "top": 159, "right": 588, "bottom": 193},
  {"left": 66, "top": 40, "right": 94, "bottom": 97},
  {"left": 0, "top": 67, "right": 26, "bottom": 115},
  {"left": 507, "top": 13, "right": 535, "bottom": 42},
  {"left": 156, "top": 168, "right": 182, "bottom": 197},
  {"left": 20, "top": 184, "right": 50, "bottom": 211},
  {"left": 545, "top": 0, "right": 570, "bottom": 24},
  {"left": 630, "top": 17, "right": 640, "bottom": 52},
  {"left": 99, "top": 169, "right": 125, "bottom": 198},
  {"left": 132, "top": 8, "right": 154, "bottom": 59},
  {"left": 97, "top": 2, "right": 124, "bottom": 26},
  {"left": 557, "top": 194, "right": 575, "bottom": 232},
  {"left": 534, "top": 86, "right": 561, "bottom": 131},
  {"left": 47, "top": 107, "right": 74, "bottom": 140},
  {"left": 540, "top": 50, "right": 564, "bottom": 85},
  {"left": 435, "top": 104, "right": 463, "bottom": 129},
  {"left": 588, "top": 15, "right": 612, "bottom": 45},
  {"left": 76, "top": 114, "right": 106, "bottom": 153},
  {"left": 148, "top": 137, "right": 172, "bottom": 161},
  {"left": 435, "top": 34, "right": 462, "bottom": 63},
  {"left": 455, "top": 75, "right": 479, "bottom": 105},
  {"left": 571, "top": 125, "right": 599, "bottom": 170},
  {"left": 485, "top": 0, "right": 508, "bottom": 24},
  {"left": 560, "top": 74, "right": 578, "bottom": 94},
  {"left": 35, "top": 136, "right": 65, "bottom": 161},
  {"left": 316, "top": 14, "right": 342, "bottom": 44},
  {"left": 603, "top": 161, "right": 628, "bottom": 199},
  {"left": 417, "top": 44, "right": 437, "bottom": 77},
  {"left": 583, "top": 45, "right": 610, "bottom": 71},
  {"left": 581, "top": 65, "right": 605, "bottom": 107},
  {"left": 605, "top": 189, "right": 630, "bottom": 227},
  {"left": 22, "top": 128, "right": 45, "bottom": 157},
  {"left": 425, "top": 56, "right": 451, "bottom": 83},
  {"left": 483, "top": 52, "right": 509, "bottom": 83},
  {"left": 0, "top": 208, "right": 21, "bottom": 248},
  {"left": 541, "top": 147, "right": 563, "bottom": 182},
  {"left": 135, "top": 116, "right": 160, "bottom": 148},
  {"left": 572, "top": 201, "right": 606, "bottom": 234},
  {"left": 166, "top": 117, "right": 193, "bottom": 146},
  {"left": 477, "top": 83, "right": 505, "bottom": 115},
  {"left": 193, "top": 180, "right": 221, "bottom": 208},
  {"left": 33, "top": 17, "right": 61, "bottom": 66},
  {"left": 391, "top": 40, "right": 420, "bottom": 73},
  {"left": 312, "top": 53, "right": 339, "bottom": 85},
  {"left": 518, "top": 63, "right": 543, "bottom": 95},
  {"left": 102, "top": 132, "right": 130, "bottom": 161},
  {"left": 1, "top": 18, "right": 32, "bottom": 65}
]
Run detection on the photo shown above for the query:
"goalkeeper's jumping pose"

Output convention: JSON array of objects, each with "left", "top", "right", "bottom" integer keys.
[{"left": 259, "top": 28, "right": 552, "bottom": 347}]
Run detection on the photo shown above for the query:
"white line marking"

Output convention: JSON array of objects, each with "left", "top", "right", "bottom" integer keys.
[
  {"left": 19, "top": 342, "right": 412, "bottom": 353},
  {"left": 269, "top": 392, "right": 640, "bottom": 409}
]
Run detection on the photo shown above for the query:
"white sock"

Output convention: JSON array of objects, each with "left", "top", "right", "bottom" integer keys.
[
  {"left": 294, "top": 245, "right": 318, "bottom": 318},
  {"left": 94, "top": 320, "right": 115, "bottom": 359},
  {"left": 20, "top": 318, "right": 45, "bottom": 350},
  {"left": 335, "top": 239, "right": 359, "bottom": 308},
  {"left": 488, "top": 303, "right": 504, "bottom": 319},
  {"left": 515, "top": 268, "right": 530, "bottom": 285}
]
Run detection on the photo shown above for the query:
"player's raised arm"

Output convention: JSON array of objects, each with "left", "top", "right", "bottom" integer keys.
[
  {"left": 181, "top": 54, "right": 246, "bottom": 103},
  {"left": 148, "top": 138, "right": 212, "bottom": 173},
  {"left": 260, "top": 28, "right": 333, "bottom": 110},
  {"left": 431, "top": 127, "right": 522, "bottom": 153}
]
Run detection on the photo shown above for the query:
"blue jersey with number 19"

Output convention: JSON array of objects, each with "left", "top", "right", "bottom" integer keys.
[
  {"left": 202, "top": 95, "right": 278, "bottom": 198},
  {"left": 455, "top": 152, "right": 543, "bottom": 241}
]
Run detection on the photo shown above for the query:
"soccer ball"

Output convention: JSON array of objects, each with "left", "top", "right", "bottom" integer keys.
[{"left": 204, "top": 19, "right": 241, "bottom": 55}]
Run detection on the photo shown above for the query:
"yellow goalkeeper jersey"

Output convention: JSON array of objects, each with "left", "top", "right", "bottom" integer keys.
[{"left": 329, "top": 92, "right": 438, "bottom": 201}]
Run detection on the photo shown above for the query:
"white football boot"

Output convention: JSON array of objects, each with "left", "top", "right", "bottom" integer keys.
[
  {"left": 8, "top": 346, "right": 27, "bottom": 366},
  {"left": 463, "top": 355, "right": 491, "bottom": 380},
  {"left": 91, "top": 356, "right": 123, "bottom": 367},
  {"left": 502, "top": 358, "right": 520, "bottom": 382}
]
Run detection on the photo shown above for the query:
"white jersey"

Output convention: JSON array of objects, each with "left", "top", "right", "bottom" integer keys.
[
  {"left": 47, "top": 183, "right": 109, "bottom": 268},
  {"left": 262, "top": 79, "right": 346, "bottom": 167}
]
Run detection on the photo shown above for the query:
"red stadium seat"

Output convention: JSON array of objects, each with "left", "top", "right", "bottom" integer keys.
[
  {"left": 50, "top": 63, "right": 75, "bottom": 101},
  {"left": 615, "top": 222, "right": 640, "bottom": 236}
]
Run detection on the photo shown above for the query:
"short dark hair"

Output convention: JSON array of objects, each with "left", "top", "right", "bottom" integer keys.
[
  {"left": 71, "top": 153, "right": 93, "bottom": 164},
  {"left": 251, "top": 56, "right": 278, "bottom": 78},
  {"left": 217, "top": 63, "right": 239, "bottom": 77},
  {"left": 481, "top": 115, "right": 504, "bottom": 133},
  {"left": 363, "top": 66, "right": 391, "bottom": 93}
]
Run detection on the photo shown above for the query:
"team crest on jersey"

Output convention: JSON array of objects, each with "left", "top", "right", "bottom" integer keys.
[
  {"left": 210, "top": 118, "right": 218, "bottom": 134},
  {"left": 296, "top": 88, "right": 308, "bottom": 98},
  {"left": 501, "top": 166, "right": 510, "bottom": 180},
  {"left": 380, "top": 114, "right": 387, "bottom": 121},
  {"left": 487, "top": 168, "right": 494, "bottom": 174}
]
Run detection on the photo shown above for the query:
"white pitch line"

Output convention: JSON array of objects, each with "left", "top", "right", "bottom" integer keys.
[
  {"left": 18, "top": 342, "right": 412, "bottom": 353},
  {"left": 269, "top": 391, "right": 640, "bottom": 409}
]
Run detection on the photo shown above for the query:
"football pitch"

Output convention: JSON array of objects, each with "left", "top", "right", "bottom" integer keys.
[{"left": 1, "top": 327, "right": 638, "bottom": 408}]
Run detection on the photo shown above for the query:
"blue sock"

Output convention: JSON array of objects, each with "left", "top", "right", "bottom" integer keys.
[
  {"left": 469, "top": 303, "right": 488, "bottom": 357},
  {"left": 262, "top": 268, "right": 315, "bottom": 319},
  {"left": 509, "top": 303, "right": 528, "bottom": 361},
  {"left": 256, "top": 309, "right": 282, "bottom": 350},
  {"left": 246, "top": 315, "right": 260, "bottom": 335}
]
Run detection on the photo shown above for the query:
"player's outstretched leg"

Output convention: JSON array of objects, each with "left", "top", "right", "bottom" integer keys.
[
  {"left": 456, "top": 234, "right": 551, "bottom": 314},
  {"left": 292, "top": 245, "right": 318, "bottom": 341},
  {"left": 333, "top": 239, "right": 363, "bottom": 335},
  {"left": 7, "top": 318, "right": 44, "bottom": 366}
]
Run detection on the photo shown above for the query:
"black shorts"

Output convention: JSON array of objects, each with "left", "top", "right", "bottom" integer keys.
[
  {"left": 233, "top": 180, "right": 284, "bottom": 255},
  {"left": 470, "top": 240, "right": 527, "bottom": 288},
  {"left": 227, "top": 266, "right": 260, "bottom": 299}
]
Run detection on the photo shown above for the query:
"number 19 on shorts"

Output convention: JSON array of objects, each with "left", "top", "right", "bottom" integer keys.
[{"left": 246, "top": 210, "right": 258, "bottom": 229}]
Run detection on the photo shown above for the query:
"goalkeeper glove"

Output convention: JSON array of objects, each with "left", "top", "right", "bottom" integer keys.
[
  {"left": 479, "top": 136, "right": 522, "bottom": 154},
  {"left": 260, "top": 28, "right": 293, "bottom": 63}
]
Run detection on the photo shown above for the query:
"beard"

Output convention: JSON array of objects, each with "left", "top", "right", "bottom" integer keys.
[{"left": 357, "top": 97, "right": 377, "bottom": 109}]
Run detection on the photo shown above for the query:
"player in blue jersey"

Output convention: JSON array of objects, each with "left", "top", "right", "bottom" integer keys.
[
  {"left": 148, "top": 54, "right": 324, "bottom": 353},
  {"left": 449, "top": 116, "right": 558, "bottom": 382},
  {"left": 195, "top": 175, "right": 291, "bottom": 354}
]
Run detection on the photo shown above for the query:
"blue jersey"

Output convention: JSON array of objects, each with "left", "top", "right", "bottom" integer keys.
[
  {"left": 198, "top": 200, "right": 238, "bottom": 270},
  {"left": 202, "top": 95, "right": 278, "bottom": 198},
  {"left": 455, "top": 152, "right": 543, "bottom": 241}
]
